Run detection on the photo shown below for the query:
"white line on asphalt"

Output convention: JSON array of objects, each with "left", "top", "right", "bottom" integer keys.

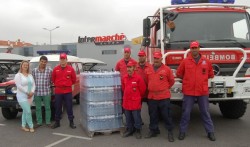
[
  {"left": 44, "top": 132, "right": 92, "bottom": 147},
  {"left": 0, "top": 124, "right": 6, "bottom": 126},
  {"left": 45, "top": 136, "right": 71, "bottom": 147},
  {"left": 52, "top": 132, "right": 92, "bottom": 140}
]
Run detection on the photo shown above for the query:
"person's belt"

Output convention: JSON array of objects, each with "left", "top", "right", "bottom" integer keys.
[{"left": 56, "top": 86, "right": 71, "bottom": 90}]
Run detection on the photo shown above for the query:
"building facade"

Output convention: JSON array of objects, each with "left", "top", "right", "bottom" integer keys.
[{"left": 0, "top": 36, "right": 141, "bottom": 71}]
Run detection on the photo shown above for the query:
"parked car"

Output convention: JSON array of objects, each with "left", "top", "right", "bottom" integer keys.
[
  {"left": 0, "top": 53, "right": 28, "bottom": 119},
  {"left": 0, "top": 54, "right": 106, "bottom": 119},
  {"left": 80, "top": 58, "right": 107, "bottom": 71},
  {"left": 0, "top": 53, "right": 29, "bottom": 82}
]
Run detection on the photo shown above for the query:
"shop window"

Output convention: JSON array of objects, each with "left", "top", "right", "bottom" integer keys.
[{"left": 102, "top": 50, "right": 117, "bottom": 55}]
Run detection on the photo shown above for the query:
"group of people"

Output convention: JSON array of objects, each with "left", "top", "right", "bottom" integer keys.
[
  {"left": 14, "top": 53, "right": 77, "bottom": 133},
  {"left": 116, "top": 41, "right": 216, "bottom": 142},
  {"left": 14, "top": 41, "right": 216, "bottom": 142}
]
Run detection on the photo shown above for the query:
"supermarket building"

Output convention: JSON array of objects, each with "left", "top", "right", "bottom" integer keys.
[{"left": 0, "top": 34, "right": 142, "bottom": 70}]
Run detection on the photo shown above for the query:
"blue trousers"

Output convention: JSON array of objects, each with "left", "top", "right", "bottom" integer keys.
[
  {"left": 179, "top": 95, "right": 214, "bottom": 133},
  {"left": 148, "top": 99, "right": 174, "bottom": 132},
  {"left": 54, "top": 92, "right": 74, "bottom": 122},
  {"left": 124, "top": 109, "right": 142, "bottom": 130}
]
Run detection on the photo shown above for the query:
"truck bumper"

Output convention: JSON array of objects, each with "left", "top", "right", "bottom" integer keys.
[{"left": 0, "top": 100, "right": 19, "bottom": 108}]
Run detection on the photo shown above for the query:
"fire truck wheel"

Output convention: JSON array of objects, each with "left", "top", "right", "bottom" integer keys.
[
  {"left": 219, "top": 100, "right": 247, "bottom": 119},
  {"left": 1, "top": 107, "right": 18, "bottom": 120}
]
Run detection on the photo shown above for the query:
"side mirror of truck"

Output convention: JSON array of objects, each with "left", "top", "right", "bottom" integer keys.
[
  {"left": 143, "top": 18, "right": 151, "bottom": 37},
  {"left": 142, "top": 38, "right": 151, "bottom": 47}
]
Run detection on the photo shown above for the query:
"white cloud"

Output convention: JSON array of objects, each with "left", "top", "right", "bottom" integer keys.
[{"left": 0, "top": 0, "right": 249, "bottom": 45}]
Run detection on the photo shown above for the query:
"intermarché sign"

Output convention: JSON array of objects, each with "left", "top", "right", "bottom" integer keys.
[{"left": 78, "top": 33, "right": 125, "bottom": 45}]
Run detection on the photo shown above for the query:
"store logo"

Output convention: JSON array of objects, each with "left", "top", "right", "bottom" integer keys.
[{"left": 78, "top": 33, "right": 126, "bottom": 45}]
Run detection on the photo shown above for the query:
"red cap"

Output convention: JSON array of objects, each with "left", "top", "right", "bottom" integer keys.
[
  {"left": 127, "top": 61, "right": 135, "bottom": 67},
  {"left": 153, "top": 51, "right": 162, "bottom": 59},
  {"left": 138, "top": 50, "right": 146, "bottom": 56},
  {"left": 124, "top": 47, "right": 131, "bottom": 53},
  {"left": 60, "top": 53, "right": 67, "bottom": 59},
  {"left": 190, "top": 41, "right": 200, "bottom": 49}
]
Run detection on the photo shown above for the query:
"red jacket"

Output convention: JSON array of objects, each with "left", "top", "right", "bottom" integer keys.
[
  {"left": 122, "top": 72, "right": 146, "bottom": 110},
  {"left": 115, "top": 58, "right": 137, "bottom": 78},
  {"left": 176, "top": 54, "right": 214, "bottom": 96},
  {"left": 135, "top": 62, "right": 151, "bottom": 98},
  {"left": 146, "top": 64, "right": 175, "bottom": 100},
  {"left": 52, "top": 65, "right": 76, "bottom": 94}
]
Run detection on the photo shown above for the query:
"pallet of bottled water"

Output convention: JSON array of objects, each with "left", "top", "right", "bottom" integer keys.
[
  {"left": 80, "top": 71, "right": 124, "bottom": 137},
  {"left": 80, "top": 86, "right": 122, "bottom": 102},
  {"left": 81, "top": 113, "right": 123, "bottom": 132},
  {"left": 81, "top": 100, "right": 122, "bottom": 116},
  {"left": 80, "top": 71, "right": 121, "bottom": 87}
]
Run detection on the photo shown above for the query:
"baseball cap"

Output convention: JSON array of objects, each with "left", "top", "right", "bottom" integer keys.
[
  {"left": 124, "top": 47, "right": 131, "bottom": 53},
  {"left": 60, "top": 53, "right": 67, "bottom": 59},
  {"left": 127, "top": 61, "right": 135, "bottom": 67},
  {"left": 153, "top": 51, "right": 162, "bottom": 59},
  {"left": 190, "top": 41, "right": 200, "bottom": 49},
  {"left": 138, "top": 50, "right": 146, "bottom": 56}
]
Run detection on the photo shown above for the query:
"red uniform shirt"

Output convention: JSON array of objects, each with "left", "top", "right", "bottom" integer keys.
[
  {"left": 146, "top": 64, "right": 175, "bottom": 100},
  {"left": 135, "top": 62, "right": 151, "bottom": 98},
  {"left": 176, "top": 54, "right": 214, "bottom": 96},
  {"left": 122, "top": 72, "right": 146, "bottom": 110},
  {"left": 52, "top": 65, "right": 76, "bottom": 94},
  {"left": 115, "top": 58, "right": 137, "bottom": 78}
]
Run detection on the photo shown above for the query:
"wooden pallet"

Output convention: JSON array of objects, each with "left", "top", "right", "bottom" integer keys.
[{"left": 85, "top": 127, "right": 125, "bottom": 138}]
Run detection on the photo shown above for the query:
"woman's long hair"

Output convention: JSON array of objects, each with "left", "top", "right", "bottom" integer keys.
[{"left": 19, "top": 60, "right": 30, "bottom": 74}]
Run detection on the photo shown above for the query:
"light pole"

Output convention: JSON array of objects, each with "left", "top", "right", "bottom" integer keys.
[{"left": 43, "top": 26, "right": 60, "bottom": 49}]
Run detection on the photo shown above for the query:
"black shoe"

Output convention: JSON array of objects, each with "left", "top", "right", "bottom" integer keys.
[
  {"left": 135, "top": 129, "right": 142, "bottom": 139},
  {"left": 34, "top": 124, "right": 42, "bottom": 129},
  {"left": 46, "top": 124, "right": 52, "bottom": 128},
  {"left": 123, "top": 130, "right": 134, "bottom": 137},
  {"left": 51, "top": 122, "right": 60, "bottom": 129},
  {"left": 168, "top": 132, "right": 175, "bottom": 142},
  {"left": 141, "top": 122, "right": 144, "bottom": 126},
  {"left": 155, "top": 129, "right": 160, "bottom": 134},
  {"left": 207, "top": 132, "right": 216, "bottom": 141},
  {"left": 69, "top": 121, "right": 76, "bottom": 129},
  {"left": 144, "top": 131, "right": 157, "bottom": 138},
  {"left": 178, "top": 132, "right": 185, "bottom": 140}
]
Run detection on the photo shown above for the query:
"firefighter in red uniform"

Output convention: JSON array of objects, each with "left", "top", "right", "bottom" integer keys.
[
  {"left": 122, "top": 61, "right": 146, "bottom": 139},
  {"left": 177, "top": 41, "right": 216, "bottom": 141},
  {"left": 135, "top": 50, "right": 150, "bottom": 101},
  {"left": 145, "top": 51, "right": 175, "bottom": 142},
  {"left": 51, "top": 53, "right": 77, "bottom": 129},
  {"left": 115, "top": 47, "right": 137, "bottom": 78}
]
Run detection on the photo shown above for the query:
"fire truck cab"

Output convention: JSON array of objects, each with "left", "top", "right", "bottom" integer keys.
[{"left": 142, "top": 0, "right": 250, "bottom": 119}]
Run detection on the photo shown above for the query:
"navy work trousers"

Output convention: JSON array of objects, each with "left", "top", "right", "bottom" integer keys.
[
  {"left": 148, "top": 99, "right": 174, "bottom": 132},
  {"left": 124, "top": 109, "right": 142, "bottom": 131},
  {"left": 54, "top": 92, "right": 74, "bottom": 122},
  {"left": 179, "top": 95, "right": 214, "bottom": 133}
]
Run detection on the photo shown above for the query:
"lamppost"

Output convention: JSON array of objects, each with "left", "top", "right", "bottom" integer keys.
[{"left": 43, "top": 26, "right": 60, "bottom": 49}]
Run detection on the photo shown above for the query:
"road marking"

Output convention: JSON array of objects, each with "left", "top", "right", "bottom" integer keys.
[
  {"left": 45, "top": 136, "right": 71, "bottom": 147},
  {"left": 0, "top": 124, "right": 6, "bottom": 126},
  {"left": 45, "top": 132, "right": 92, "bottom": 147},
  {"left": 52, "top": 133, "right": 92, "bottom": 140}
]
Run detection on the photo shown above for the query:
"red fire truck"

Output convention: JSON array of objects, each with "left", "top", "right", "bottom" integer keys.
[{"left": 142, "top": 0, "right": 250, "bottom": 119}]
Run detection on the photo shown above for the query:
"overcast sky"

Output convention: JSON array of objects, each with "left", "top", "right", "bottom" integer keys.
[{"left": 0, "top": 0, "right": 249, "bottom": 45}]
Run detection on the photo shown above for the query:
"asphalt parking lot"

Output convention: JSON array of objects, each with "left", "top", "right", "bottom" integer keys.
[{"left": 0, "top": 102, "right": 250, "bottom": 147}]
